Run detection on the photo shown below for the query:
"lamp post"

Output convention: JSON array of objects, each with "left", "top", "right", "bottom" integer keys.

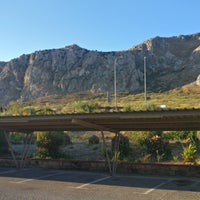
[
  {"left": 114, "top": 57, "right": 117, "bottom": 110},
  {"left": 114, "top": 55, "right": 123, "bottom": 111},
  {"left": 144, "top": 56, "right": 147, "bottom": 105}
]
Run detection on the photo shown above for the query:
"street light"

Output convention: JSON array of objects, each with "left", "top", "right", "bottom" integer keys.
[
  {"left": 114, "top": 55, "right": 123, "bottom": 111},
  {"left": 144, "top": 56, "right": 147, "bottom": 105}
]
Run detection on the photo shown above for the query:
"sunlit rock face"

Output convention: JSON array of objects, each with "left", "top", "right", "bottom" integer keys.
[{"left": 0, "top": 33, "right": 200, "bottom": 103}]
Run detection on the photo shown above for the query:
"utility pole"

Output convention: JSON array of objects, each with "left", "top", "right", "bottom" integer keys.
[
  {"left": 114, "top": 57, "right": 117, "bottom": 110},
  {"left": 144, "top": 56, "right": 147, "bottom": 105},
  {"left": 113, "top": 55, "right": 123, "bottom": 111}
]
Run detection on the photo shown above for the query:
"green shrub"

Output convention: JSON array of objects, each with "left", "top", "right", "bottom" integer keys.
[
  {"left": 74, "top": 101, "right": 98, "bottom": 113},
  {"left": 144, "top": 135, "right": 172, "bottom": 161},
  {"left": 111, "top": 134, "right": 130, "bottom": 159},
  {"left": 145, "top": 103, "right": 157, "bottom": 110},
  {"left": 36, "top": 131, "right": 65, "bottom": 158},
  {"left": 179, "top": 131, "right": 195, "bottom": 140},
  {"left": 162, "top": 131, "right": 181, "bottom": 140},
  {"left": 35, "top": 105, "right": 55, "bottom": 115},
  {"left": 182, "top": 143, "right": 197, "bottom": 163},
  {"left": 128, "top": 132, "right": 149, "bottom": 149},
  {"left": 187, "top": 131, "right": 200, "bottom": 151},
  {"left": 11, "top": 132, "right": 24, "bottom": 144},
  {"left": 123, "top": 106, "right": 135, "bottom": 112},
  {"left": 80, "top": 133, "right": 90, "bottom": 140},
  {"left": 6, "top": 101, "right": 23, "bottom": 115},
  {"left": 64, "top": 134, "right": 72, "bottom": 145},
  {"left": 88, "top": 135, "right": 99, "bottom": 145},
  {"left": 22, "top": 106, "right": 36, "bottom": 115},
  {"left": 0, "top": 132, "right": 9, "bottom": 154},
  {"left": 162, "top": 131, "right": 200, "bottom": 142}
]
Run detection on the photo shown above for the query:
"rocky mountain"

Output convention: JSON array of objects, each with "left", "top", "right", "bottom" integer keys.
[{"left": 0, "top": 33, "right": 200, "bottom": 104}]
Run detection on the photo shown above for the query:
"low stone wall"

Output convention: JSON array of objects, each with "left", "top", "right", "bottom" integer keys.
[
  {"left": 1, "top": 159, "right": 200, "bottom": 177},
  {"left": 116, "top": 162, "right": 200, "bottom": 177}
]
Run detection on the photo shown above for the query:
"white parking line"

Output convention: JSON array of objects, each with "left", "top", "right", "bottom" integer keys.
[
  {"left": 0, "top": 168, "right": 30, "bottom": 175},
  {"left": 144, "top": 179, "right": 173, "bottom": 194},
  {"left": 10, "top": 171, "right": 67, "bottom": 184},
  {"left": 76, "top": 176, "right": 111, "bottom": 189},
  {"left": 0, "top": 170, "right": 18, "bottom": 175}
]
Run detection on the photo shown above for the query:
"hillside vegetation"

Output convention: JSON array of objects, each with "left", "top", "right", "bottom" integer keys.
[{"left": 1, "top": 82, "right": 200, "bottom": 116}]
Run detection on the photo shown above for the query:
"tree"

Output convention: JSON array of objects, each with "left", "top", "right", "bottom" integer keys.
[
  {"left": 0, "top": 132, "right": 9, "bottom": 154},
  {"left": 111, "top": 134, "right": 130, "bottom": 159},
  {"left": 36, "top": 131, "right": 65, "bottom": 158}
]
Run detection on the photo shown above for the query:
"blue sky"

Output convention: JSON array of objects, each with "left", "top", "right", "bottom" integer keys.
[{"left": 0, "top": 0, "right": 199, "bottom": 61}]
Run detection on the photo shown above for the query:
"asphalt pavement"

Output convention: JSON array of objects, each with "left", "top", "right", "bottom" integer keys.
[{"left": 0, "top": 167, "right": 199, "bottom": 200}]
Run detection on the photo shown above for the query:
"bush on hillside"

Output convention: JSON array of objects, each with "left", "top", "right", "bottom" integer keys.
[{"left": 74, "top": 101, "right": 99, "bottom": 113}]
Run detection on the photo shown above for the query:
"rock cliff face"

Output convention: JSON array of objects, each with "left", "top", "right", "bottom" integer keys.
[{"left": 0, "top": 33, "right": 200, "bottom": 103}]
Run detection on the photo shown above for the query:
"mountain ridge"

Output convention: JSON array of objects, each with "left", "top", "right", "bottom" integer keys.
[{"left": 0, "top": 33, "right": 200, "bottom": 104}]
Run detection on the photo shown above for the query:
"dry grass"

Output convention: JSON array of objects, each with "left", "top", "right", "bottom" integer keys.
[
  {"left": 3, "top": 81, "right": 199, "bottom": 116},
  {"left": 25, "top": 91, "right": 200, "bottom": 114}
]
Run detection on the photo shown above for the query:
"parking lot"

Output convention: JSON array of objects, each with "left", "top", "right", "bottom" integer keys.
[{"left": 0, "top": 167, "right": 199, "bottom": 200}]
